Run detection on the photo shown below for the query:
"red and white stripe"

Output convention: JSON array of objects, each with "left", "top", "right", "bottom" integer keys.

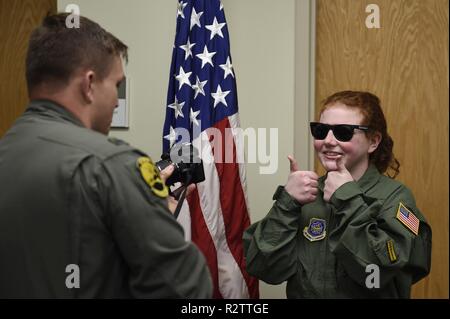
[{"left": 177, "top": 113, "right": 259, "bottom": 299}]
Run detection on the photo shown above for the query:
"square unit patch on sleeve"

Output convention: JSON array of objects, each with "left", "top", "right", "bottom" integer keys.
[{"left": 396, "top": 202, "right": 419, "bottom": 235}]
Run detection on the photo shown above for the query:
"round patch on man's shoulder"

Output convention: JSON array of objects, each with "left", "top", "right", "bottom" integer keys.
[{"left": 136, "top": 157, "right": 168, "bottom": 198}]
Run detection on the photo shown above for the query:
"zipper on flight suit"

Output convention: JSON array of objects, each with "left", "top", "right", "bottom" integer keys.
[{"left": 321, "top": 203, "right": 335, "bottom": 297}]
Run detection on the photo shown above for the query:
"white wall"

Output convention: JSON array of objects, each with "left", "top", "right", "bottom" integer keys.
[{"left": 58, "top": 0, "right": 314, "bottom": 299}]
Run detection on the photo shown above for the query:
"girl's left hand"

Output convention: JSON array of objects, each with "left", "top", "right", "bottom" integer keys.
[{"left": 323, "top": 157, "right": 354, "bottom": 202}]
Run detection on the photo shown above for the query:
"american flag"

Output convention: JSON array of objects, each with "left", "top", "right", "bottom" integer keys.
[
  {"left": 162, "top": 0, "right": 259, "bottom": 298},
  {"left": 396, "top": 203, "right": 420, "bottom": 236}
]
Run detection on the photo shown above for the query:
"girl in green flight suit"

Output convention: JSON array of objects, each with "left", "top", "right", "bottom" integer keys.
[{"left": 243, "top": 91, "right": 432, "bottom": 298}]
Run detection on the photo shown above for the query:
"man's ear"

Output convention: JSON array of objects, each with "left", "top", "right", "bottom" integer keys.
[
  {"left": 80, "top": 70, "right": 95, "bottom": 103},
  {"left": 368, "top": 131, "right": 382, "bottom": 154}
]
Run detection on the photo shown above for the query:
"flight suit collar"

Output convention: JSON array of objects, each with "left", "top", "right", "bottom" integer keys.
[
  {"left": 353, "top": 164, "right": 382, "bottom": 192},
  {"left": 317, "top": 164, "right": 382, "bottom": 209},
  {"left": 318, "top": 164, "right": 381, "bottom": 193},
  {"left": 27, "top": 99, "right": 85, "bottom": 128}
]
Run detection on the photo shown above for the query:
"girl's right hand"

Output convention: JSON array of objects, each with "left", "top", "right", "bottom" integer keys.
[{"left": 285, "top": 155, "right": 319, "bottom": 205}]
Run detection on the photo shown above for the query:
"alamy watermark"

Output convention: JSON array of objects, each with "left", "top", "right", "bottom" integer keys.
[
  {"left": 365, "top": 4, "right": 380, "bottom": 29},
  {"left": 65, "top": 264, "right": 80, "bottom": 289},
  {"left": 166, "top": 121, "right": 279, "bottom": 174},
  {"left": 65, "top": 4, "right": 80, "bottom": 28},
  {"left": 365, "top": 264, "right": 380, "bottom": 289}
]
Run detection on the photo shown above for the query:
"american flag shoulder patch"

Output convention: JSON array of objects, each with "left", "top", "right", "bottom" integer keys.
[{"left": 396, "top": 202, "right": 420, "bottom": 236}]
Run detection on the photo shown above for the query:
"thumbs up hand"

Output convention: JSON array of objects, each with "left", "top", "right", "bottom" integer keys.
[
  {"left": 284, "top": 155, "right": 319, "bottom": 205},
  {"left": 323, "top": 156, "right": 354, "bottom": 202}
]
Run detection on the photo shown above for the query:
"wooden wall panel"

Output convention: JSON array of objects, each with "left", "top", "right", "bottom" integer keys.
[
  {"left": 0, "top": 0, "right": 56, "bottom": 137},
  {"left": 316, "top": 0, "right": 448, "bottom": 298}
]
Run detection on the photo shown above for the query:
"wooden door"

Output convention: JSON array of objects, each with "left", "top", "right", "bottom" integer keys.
[
  {"left": 315, "top": 0, "right": 448, "bottom": 298},
  {"left": 0, "top": 0, "right": 56, "bottom": 137}
]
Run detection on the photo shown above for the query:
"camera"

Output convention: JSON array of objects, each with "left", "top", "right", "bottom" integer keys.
[{"left": 155, "top": 142, "right": 205, "bottom": 186}]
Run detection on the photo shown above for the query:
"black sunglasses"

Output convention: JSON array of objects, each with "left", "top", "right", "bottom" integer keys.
[{"left": 310, "top": 122, "right": 369, "bottom": 142}]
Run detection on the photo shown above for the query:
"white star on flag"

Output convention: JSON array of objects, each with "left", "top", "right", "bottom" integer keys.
[
  {"left": 168, "top": 96, "right": 185, "bottom": 119},
  {"left": 205, "top": 17, "right": 226, "bottom": 40},
  {"left": 164, "top": 126, "right": 177, "bottom": 146},
  {"left": 196, "top": 45, "right": 216, "bottom": 69},
  {"left": 192, "top": 76, "right": 207, "bottom": 99},
  {"left": 177, "top": 1, "right": 187, "bottom": 19},
  {"left": 211, "top": 85, "right": 230, "bottom": 108},
  {"left": 190, "top": 108, "right": 201, "bottom": 126},
  {"left": 190, "top": 7, "right": 203, "bottom": 30},
  {"left": 220, "top": 57, "right": 234, "bottom": 79},
  {"left": 175, "top": 66, "right": 192, "bottom": 89},
  {"left": 180, "top": 39, "right": 195, "bottom": 60}
]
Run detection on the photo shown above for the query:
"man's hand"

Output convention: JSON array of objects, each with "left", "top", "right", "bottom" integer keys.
[
  {"left": 323, "top": 157, "right": 353, "bottom": 202},
  {"left": 159, "top": 164, "right": 195, "bottom": 215},
  {"left": 284, "top": 155, "right": 319, "bottom": 205},
  {"left": 159, "top": 163, "right": 175, "bottom": 185},
  {"left": 159, "top": 164, "right": 178, "bottom": 214}
]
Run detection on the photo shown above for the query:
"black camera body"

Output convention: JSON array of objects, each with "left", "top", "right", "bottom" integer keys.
[{"left": 155, "top": 143, "right": 205, "bottom": 186}]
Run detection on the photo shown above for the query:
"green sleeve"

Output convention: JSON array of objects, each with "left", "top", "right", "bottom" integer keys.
[
  {"left": 243, "top": 186, "right": 302, "bottom": 284},
  {"left": 85, "top": 154, "right": 213, "bottom": 298},
  {"left": 328, "top": 181, "right": 432, "bottom": 289}
]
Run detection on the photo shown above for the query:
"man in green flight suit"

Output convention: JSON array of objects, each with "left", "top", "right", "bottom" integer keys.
[
  {"left": 0, "top": 13, "right": 212, "bottom": 298},
  {"left": 243, "top": 91, "right": 432, "bottom": 298}
]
